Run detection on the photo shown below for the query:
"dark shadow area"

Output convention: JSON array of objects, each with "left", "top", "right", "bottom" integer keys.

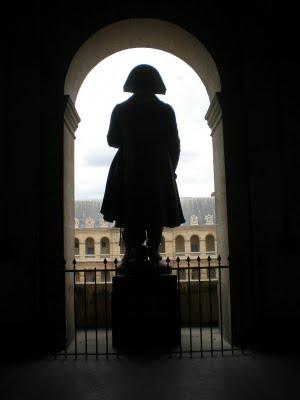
[{"left": 1, "top": 354, "right": 300, "bottom": 400}]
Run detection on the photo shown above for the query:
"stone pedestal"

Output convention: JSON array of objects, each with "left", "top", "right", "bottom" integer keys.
[{"left": 112, "top": 266, "right": 180, "bottom": 351}]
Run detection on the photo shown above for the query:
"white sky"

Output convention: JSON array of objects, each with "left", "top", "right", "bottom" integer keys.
[{"left": 75, "top": 48, "right": 214, "bottom": 200}]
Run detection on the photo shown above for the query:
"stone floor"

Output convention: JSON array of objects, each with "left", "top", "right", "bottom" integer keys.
[{"left": 1, "top": 352, "right": 299, "bottom": 400}]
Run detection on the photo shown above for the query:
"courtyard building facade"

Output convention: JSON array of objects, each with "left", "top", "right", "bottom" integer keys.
[{"left": 74, "top": 197, "right": 218, "bottom": 282}]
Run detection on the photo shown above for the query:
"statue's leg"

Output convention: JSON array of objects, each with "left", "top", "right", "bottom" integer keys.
[
  {"left": 123, "top": 224, "right": 146, "bottom": 261},
  {"left": 147, "top": 225, "right": 163, "bottom": 264}
]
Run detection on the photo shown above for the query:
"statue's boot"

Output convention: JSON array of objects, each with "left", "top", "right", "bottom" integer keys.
[
  {"left": 148, "top": 248, "right": 167, "bottom": 268},
  {"left": 120, "top": 245, "right": 146, "bottom": 267},
  {"left": 120, "top": 247, "right": 135, "bottom": 267}
]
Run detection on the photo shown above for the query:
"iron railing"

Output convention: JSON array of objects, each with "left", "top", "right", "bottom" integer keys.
[{"left": 53, "top": 256, "right": 243, "bottom": 359}]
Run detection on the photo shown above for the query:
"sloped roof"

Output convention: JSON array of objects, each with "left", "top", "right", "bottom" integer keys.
[
  {"left": 180, "top": 197, "right": 216, "bottom": 226},
  {"left": 75, "top": 197, "right": 215, "bottom": 228}
]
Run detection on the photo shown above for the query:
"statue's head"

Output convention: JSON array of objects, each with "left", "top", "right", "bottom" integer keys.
[{"left": 123, "top": 64, "right": 166, "bottom": 95}]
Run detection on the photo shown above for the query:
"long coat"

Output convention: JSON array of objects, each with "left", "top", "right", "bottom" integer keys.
[{"left": 101, "top": 94, "right": 185, "bottom": 228}]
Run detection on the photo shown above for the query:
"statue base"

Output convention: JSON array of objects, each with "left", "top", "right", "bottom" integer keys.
[{"left": 111, "top": 263, "right": 180, "bottom": 352}]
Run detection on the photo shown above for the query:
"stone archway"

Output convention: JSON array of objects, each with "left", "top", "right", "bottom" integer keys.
[
  {"left": 65, "top": 19, "right": 220, "bottom": 103},
  {"left": 63, "top": 18, "right": 230, "bottom": 343}
]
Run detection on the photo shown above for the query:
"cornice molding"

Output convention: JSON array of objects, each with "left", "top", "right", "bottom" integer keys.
[
  {"left": 64, "top": 95, "right": 81, "bottom": 136},
  {"left": 205, "top": 92, "right": 222, "bottom": 136}
]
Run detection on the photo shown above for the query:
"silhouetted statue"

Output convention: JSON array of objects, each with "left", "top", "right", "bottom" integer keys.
[{"left": 101, "top": 64, "right": 185, "bottom": 266}]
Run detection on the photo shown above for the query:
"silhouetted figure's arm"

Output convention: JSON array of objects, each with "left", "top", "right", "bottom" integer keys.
[
  {"left": 167, "top": 105, "right": 180, "bottom": 172},
  {"left": 107, "top": 105, "right": 122, "bottom": 148}
]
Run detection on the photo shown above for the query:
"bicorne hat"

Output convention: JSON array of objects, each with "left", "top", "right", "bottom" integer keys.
[{"left": 123, "top": 64, "right": 166, "bottom": 95}]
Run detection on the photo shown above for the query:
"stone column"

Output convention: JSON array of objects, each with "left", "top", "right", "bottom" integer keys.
[
  {"left": 79, "top": 240, "right": 85, "bottom": 258},
  {"left": 205, "top": 93, "right": 229, "bottom": 260},
  {"left": 111, "top": 229, "right": 121, "bottom": 260},
  {"left": 95, "top": 238, "right": 101, "bottom": 258},
  {"left": 164, "top": 230, "right": 174, "bottom": 259},
  {"left": 64, "top": 95, "right": 80, "bottom": 345},
  {"left": 184, "top": 238, "right": 189, "bottom": 257},
  {"left": 205, "top": 93, "right": 231, "bottom": 342},
  {"left": 199, "top": 238, "right": 205, "bottom": 255}
]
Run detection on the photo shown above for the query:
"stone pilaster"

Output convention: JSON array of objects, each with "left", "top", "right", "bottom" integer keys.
[
  {"left": 64, "top": 95, "right": 80, "bottom": 345},
  {"left": 206, "top": 92, "right": 231, "bottom": 343},
  {"left": 205, "top": 92, "right": 223, "bottom": 136}
]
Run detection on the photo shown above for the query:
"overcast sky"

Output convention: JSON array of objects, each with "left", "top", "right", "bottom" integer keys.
[{"left": 75, "top": 48, "right": 214, "bottom": 200}]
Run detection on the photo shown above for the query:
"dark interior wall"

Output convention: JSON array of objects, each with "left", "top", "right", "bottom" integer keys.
[
  {"left": 2, "top": 2, "right": 299, "bottom": 355},
  {"left": 224, "top": 7, "right": 300, "bottom": 348},
  {"left": 2, "top": 3, "right": 42, "bottom": 353}
]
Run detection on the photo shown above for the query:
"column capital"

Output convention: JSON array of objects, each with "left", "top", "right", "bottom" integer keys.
[
  {"left": 205, "top": 92, "right": 222, "bottom": 136},
  {"left": 64, "top": 95, "right": 81, "bottom": 136}
]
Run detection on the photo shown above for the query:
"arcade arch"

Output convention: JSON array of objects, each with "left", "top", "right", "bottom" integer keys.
[{"left": 63, "top": 18, "right": 230, "bottom": 342}]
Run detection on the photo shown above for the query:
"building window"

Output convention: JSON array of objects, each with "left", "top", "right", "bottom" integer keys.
[
  {"left": 74, "top": 238, "right": 80, "bottom": 255},
  {"left": 190, "top": 235, "right": 200, "bottom": 253},
  {"left": 175, "top": 235, "right": 185, "bottom": 254},
  {"left": 100, "top": 237, "right": 110, "bottom": 255},
  {"left": 85, "top": 217, "right": 95, "bottom": 228},
  {"left": 190, "top": 214, "right": 198, "bottom": 225},
  {"left": 179, "top": 269, "right": 186, "bottom": 281},
  {"left": 101, "top": 270, "right": 111, "bottom": 283},
  {"left": 208, "top": 266, "right": 217, "bottom": 280},
  {"left": 85, "top": 237, "right": 95, "bottom": 256},
  {"left": 159, "top": 236, "right": 166, "bottom": 254},
  {"left": 205, "top": 235, "right": 215, "bottom": 253},
  {"left": 85, "top": 270, "right": 96, "bottom": 282},
  {"left": 205, "top": 214, "right": 214, "bottom": 224},
  {"left": 192, "top": 269, "right": 200, "bottom": 280}
]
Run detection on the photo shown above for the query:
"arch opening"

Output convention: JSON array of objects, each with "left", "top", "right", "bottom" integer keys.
[
  {"left": 63, "top": 17, "right": 230, "bottom": 347},
  {"left": 65, "top": 19, "right": 221, "bottom": 103},
  {"left": 100, "top": 237, "right": 110, "bottom": 255},
  {"left": 64, "top": 18, "right": 227, "bottom": 262},
  {"left": 85, "top": 237, "right": 95, "bottom": 256},
  {"left": 190, "top": 235, "right": 200, "bottom": 253},
  {"left": 175, "top": 235, "right": 185, "bottom": 254},
  {"left": 74, "top": 237, "right": 79, "bottom": 256},
  {"left": 205, "top": 234, "right": 216, "bottom": 254},
  {"left": 74, "top": 47, "right": 213, "bottom": 201}
]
